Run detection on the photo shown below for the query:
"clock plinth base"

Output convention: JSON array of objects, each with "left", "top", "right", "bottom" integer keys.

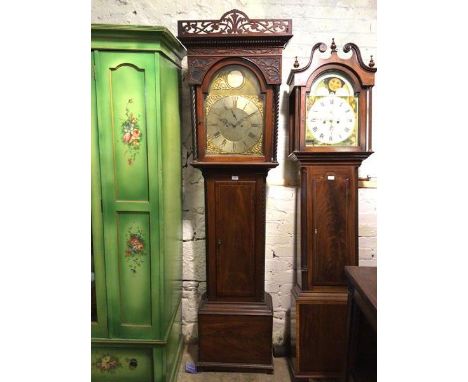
[
  {"left": 197, "top": 293, "right": 273, "bottom": 373},
  {"left": 288, "top": 285, "right": 348, "bottom": 380}
]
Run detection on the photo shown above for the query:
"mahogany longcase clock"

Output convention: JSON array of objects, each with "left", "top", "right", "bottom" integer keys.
[
  {"left": 178, "top": 10, "right": 292, "bottom": 373},
  {"left": 287, "top": 40, "right": 376, "bottom": 380}
]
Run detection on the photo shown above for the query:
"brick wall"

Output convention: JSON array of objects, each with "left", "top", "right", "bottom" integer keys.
[{"left": 92, "top": 0, "right": 377, "bottom": 347}]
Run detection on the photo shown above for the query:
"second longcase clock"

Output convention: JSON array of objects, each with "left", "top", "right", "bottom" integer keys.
[
  {"left": 287, "top": 40, "right": 376, "bottom": 380},
  {"left": 178, "top": 9, "right": 292, "bottom": 373}
]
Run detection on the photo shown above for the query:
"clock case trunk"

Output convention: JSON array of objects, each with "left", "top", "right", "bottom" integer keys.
[
  {"left": 287, "top": 42, "right": 376, "bottom": 380},
  {"left": 178, "top": 10, "right": 292, "bottom": 373},
  {"left": 289, "top": 160, "right": 360, "bottom": 380},
  {"left": 193, "top": 163, "right": 278, "bottom": 373}
]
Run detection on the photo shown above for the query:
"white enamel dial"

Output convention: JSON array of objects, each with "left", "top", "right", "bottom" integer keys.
[{"left": 306, "top": 95, "right": 355, "bottom": 144}]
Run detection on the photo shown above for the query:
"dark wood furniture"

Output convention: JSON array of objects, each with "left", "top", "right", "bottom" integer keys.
[
  {"left": 344, "top": 266, "right": 377, "bottom": 382},
  {"left": 287, "top": 41, "right": 376, "bottom": 380},
  {"left": 177, "top": 10, "right": 292, "bottom": 373}
]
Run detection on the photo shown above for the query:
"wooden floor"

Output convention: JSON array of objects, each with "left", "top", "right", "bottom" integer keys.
[
  {"left": 176, "top": 345, "right": 293, "bottom": 382},
  {"left": 176, "top": 345, "right": 340, "bottom": 381}
]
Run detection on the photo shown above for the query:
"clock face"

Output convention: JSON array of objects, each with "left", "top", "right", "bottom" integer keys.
[
  {"left": 305, "top": 72, "right": 359, "bottom": 147},
  {"left": 204, "top": 65, "right": 264, "bottom": 156},
  {"left": 307, "top": 95, "right": 355, "bottom": 144},
  {"left": 206, "top": 95, "right": 263, "bottom": 154}
]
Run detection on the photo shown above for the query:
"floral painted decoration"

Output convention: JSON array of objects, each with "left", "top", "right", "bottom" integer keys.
[
  {"left": 125, "top": 225, "right": 146, "bottom": 273},
  {"left": 121, "top": 98, "right": 142, "bottom": 165},
  {"left": 95, "top": 354, "right": 122, "bottom": 373}
]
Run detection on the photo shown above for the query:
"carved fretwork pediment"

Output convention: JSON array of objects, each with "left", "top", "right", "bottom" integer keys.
[
  {"left": 177, "top": 9, "right": 292, "bottom": 49},
  {"left": 178, "top": 9, "right": 291, "bottom": 37}
]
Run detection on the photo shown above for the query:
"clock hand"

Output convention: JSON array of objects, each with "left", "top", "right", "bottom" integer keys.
[
  {"left": 231, "top": 109, "right": 238, "bottom": 121},
  {"left": 328, "top": 119, "right": 335, "bottom": 136},
  {"left": 220, "top": 117, "right": 237, "bottom": 129},
  {"left": 235, "top": 111, "right": 258, "bottom": 126},
  {"left": 219, "top": 118, "right": 233, "bottom": 129},
  {"left": 229, "top": 110, "right": 238, "bottom": 128}
]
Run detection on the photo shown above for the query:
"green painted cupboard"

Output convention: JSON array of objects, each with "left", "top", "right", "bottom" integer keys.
[{"left": 91, "top": 25, "right": 186, "bottom": 382}]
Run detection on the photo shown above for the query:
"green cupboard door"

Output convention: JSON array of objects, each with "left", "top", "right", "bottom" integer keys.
[
  {"left": 94, "top": 51, "right": 161, "bottom": 339},
  {"left": 92, "top": 53, "right": 109, "bottom": 338}
]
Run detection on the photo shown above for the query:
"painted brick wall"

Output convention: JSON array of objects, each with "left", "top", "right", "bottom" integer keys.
[{"left": 92, "top": 0, "right": 377, "bottom": 348}]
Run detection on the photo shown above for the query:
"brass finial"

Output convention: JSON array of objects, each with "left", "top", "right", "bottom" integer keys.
[
  {"left": 369, "top": 55, "right": 375, "bottom": 68},
  {"left": 331, "top": 38, "right": 337, "bottom": 53},
  {"left": 293, "top": 56, "right": 299, "bottom": 68}
]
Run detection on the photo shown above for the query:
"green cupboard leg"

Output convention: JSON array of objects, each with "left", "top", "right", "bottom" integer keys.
[
  {"left": 165, "top": 302, "right": 184, "bottom": 382},
  {"left": 91, "top": 25, "right": 186, "bottom": 382},
  {"left": 153, "top": 347, "right": 164, "bottom": 382}
]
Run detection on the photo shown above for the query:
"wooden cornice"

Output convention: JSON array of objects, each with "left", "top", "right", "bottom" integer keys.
[
  {"left": 177, "top": 9, "right": 293, "bottom": 48},
  {"left": 287, "top": 39, "right": 376, "bottom": 87},
  {"left": 288, "top": 151, "right": 373, "bottom": 166},
  {"left": 191, "top": 161, "right": 278, "bottom": 171},
  {"left": 91, "top": 24, "right": 186, "bottom": 62}
]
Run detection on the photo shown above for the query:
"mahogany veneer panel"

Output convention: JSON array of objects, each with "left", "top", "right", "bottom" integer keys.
[
  {"left": 299, "top": 303, "right": 347, "bottom": 372},
  {"left": 203, "top": 169, "right": 267, "bottom": 302},
  {"left": 304, "top": 165, "right": 357, "bottom": 287},
  {"left": 289, "top": 287, "right": 348, "bottom": 379},
  {"left": 197, "top": 293, "right": 273, "bottom": 372},
  {"left": 215, "top": 181, "right": 256, "bottom": 298}
]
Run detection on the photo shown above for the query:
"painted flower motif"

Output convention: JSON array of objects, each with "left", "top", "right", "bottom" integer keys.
[
  {"left": 123, "top": 132, "right": 132, "bottom": 143},
  {"left": 125, "top": 226, "right": 146, "bottom": 273},
  {"left": 121, "top": 99, "right": 142, "bottom": 165},
  {"left": 129, "top": 235, "right": 144, "bottom": 252},
  {"left": 131, "top": 129, "right": 141, "bottom": 140},
  {"left": 95, "top": 354, "right": 121, "bottom": 373}
]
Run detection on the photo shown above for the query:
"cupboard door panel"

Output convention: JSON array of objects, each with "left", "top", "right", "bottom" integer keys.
[
  {"left": 109, "top": 64, "right": 150, "bottom": 201},
  {"left": 308, "top": 166, "right": 356, "bottom": 286},
  {"left": 96, "top": 52, "right": 154, "bottom": 203},
  {"left": 94, "top": 51, "right": 159, "bottom": 338},
  {"left": 117, "top": 212, "right": 152, "bottom": 326},
  {"left": 215, "top": 181, "right": 256, "bottom": 298}
]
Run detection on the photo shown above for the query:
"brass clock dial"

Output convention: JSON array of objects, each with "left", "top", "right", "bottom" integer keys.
[
  {"left": 206, "top": 95, "right": 263, "bottom": 154},
  {"left": 204, "top": 65, "right": 264, "bottom": 156}
]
